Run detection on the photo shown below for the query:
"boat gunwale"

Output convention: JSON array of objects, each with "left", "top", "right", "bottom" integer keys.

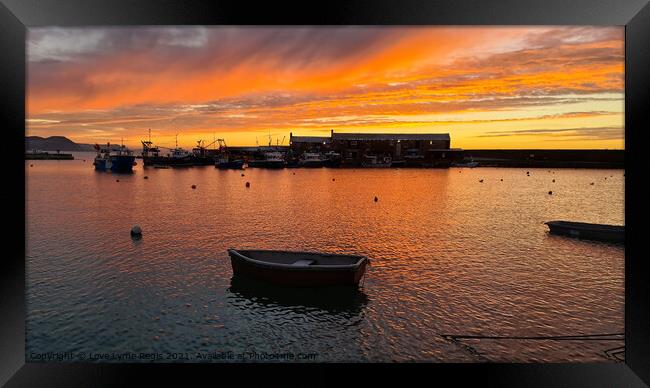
[{"left": 228, "top": 248, "right": 368, "bottom": 271}]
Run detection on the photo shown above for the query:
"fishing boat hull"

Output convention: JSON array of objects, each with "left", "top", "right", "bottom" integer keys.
[
  {"left": 216, "top": 160, "right": 245, "bottom": 169},
  {"left": 298, "top": 160, "right": 325, "bottom": 168},
  {"left": 323, "top": 158, "right": 342, "bottom": 168},
  {"left": 545, "top": 221, "right": 624, "bottom": 243},
  {"left": 109, "top": 155, "right": 135, "bottom": 172},
  {"left": 228, "top": 249, "right": 369, "bottom": 287},
  {"left": 247, "top": 160, "right": 286, "bottom": 169},
  {"left": 143, "top": 156, "right": 194, "bottom": 167},
  {"left": 191, "top": 156, "right": 216, "bottom": 166}
]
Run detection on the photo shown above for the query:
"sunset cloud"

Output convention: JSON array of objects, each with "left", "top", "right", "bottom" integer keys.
[{"left": 27, "top": 26, "right": 624, "bottom": 149}]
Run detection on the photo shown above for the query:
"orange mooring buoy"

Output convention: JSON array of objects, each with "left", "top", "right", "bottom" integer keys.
[
  {"left": 246, "top": 182, "right": 250, "bottom": 188},
  {"left": 374, "top": 196, "right": 378, "bottom": 202},
  {"left": 191, "top": 184, "right": 196, "bottom": 189}
]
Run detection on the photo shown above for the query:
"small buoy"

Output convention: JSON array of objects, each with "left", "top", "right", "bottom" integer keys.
[
  {"left": 479, "top": 179, "right": 484, "bottom": 183},
  {"left": 130, "top": 225, "right": 142, "bottom": 238},
  {"left": 374, "top": 196, "right": 378, "bottom": 202},
  {"left": 332, "top": 178, "right": 335, "bottom": 181},
  {"left": 30, "top": 164, "right": 33, "bottom": 167},
  {"left": 191, "top": 184, "right": 196, "bottom": 189},
  {"left": 552, "top": 179, "right": 555, "bottom": 182},
  {"left": 548, "top": 191, "right": 553, "bottom": 195},
  {"left": 144, "top": 176, "right": 148, "bottom": 179},
  {"left": 116, "top": 179, "right": 120, "bottom": 182},
  {"left": 500, "top": 179, "right": 503, "bottom": 181},
  {"left": 241, "top": 173, "right": 245, "bottom": 177},
  {"left": 246, "top": 182, "right": 250, "bottom": 188},
  {"left": 590, "top": 182, "right": 595, "bottom": 185}
]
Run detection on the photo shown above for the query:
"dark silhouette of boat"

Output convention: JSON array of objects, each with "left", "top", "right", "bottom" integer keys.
[
  {"left": 298, "top": 152, "right": 326, "bottom": 168},
  {"left": 93, "top": 143, "right": 135, "bottom": 172},
  {"left": 247, "top": 151, "right": 286, "bottom": 169},
  {"left": 323, "top": 152, "right": 342, "bottom": 168},
  {"left": 227, "top": 249, "right": 369, "bottom": 287},
  {"left": 545, "top": 221, "right": 624, "bottom": 243},
  {"left": 216, "top": 158, "right": 245, "bottom": 169}
]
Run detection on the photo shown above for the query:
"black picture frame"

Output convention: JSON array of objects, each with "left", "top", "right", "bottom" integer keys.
[{"left": 1, "top": 0, "right": 648, "bottom": 386}]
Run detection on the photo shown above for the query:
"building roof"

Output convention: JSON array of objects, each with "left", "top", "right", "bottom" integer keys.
[
  {"left": 290, "top": 135, "right": 331, "bottom": 144},
  {"left": 331, "top": 132, "right": 450, "bottom": 141}
]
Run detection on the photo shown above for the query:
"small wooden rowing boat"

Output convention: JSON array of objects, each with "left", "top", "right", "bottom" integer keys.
[
  {"left": 545, "top": 220, "right": 624, "bottom": 243},
  {"left": 227, "top": 249, "right": 369, "bottom": 287}
]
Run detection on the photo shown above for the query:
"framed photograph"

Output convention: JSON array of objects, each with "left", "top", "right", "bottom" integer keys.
[{"left": 2, "top": 0, "right": 649, "bottom": 386}]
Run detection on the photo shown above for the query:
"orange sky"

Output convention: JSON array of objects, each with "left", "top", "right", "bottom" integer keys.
[{"left": 26, "top": 26, "right": 624, "bottom": 149}]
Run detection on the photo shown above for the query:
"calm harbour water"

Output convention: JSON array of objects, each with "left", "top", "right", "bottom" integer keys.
[{"left": 26, "top": 152, "right": 624, "bottom": 362}]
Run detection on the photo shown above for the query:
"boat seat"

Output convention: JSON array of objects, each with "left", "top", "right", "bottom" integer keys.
[{"left": 291, "top": 259, "right": 316, "bottom": 267}]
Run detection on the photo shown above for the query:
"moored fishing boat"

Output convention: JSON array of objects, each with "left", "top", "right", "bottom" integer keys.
[
  {"left": 545, "top": 220, "right": 624, "bottom": 243},
  {"left": 298, "top": 152, "right": 326, "bottom": 167},
  {"left": 247, "top": 151, "right": 286, "bottom": 169},
  {"left": 110, "top": 145, "right": 136, "bottom": 172},
  {"left": 323, "top": 151, "right": 342, "bottom": 168},
  {"left": 227, "top": 249, "right": 369, "bottom": 287},
  {"left": 214, "top": 138, "right": 245, "bottom": 169},
  {"left": 216, "top": 157, "right": 245, "bottom": 169},
  {"left": 93, "top": 143, "right": 135, "bottom": 172}
]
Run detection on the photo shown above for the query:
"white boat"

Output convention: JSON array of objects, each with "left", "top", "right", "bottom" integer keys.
[
  {"left": 298, "top": 152, "right": 326, "bottom": 167},
  {"left": 248, "top": 151, "right": 286, "bottom": 168}
]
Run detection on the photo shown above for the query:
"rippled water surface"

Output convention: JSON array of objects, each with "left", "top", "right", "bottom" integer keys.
[{"left": 26, "top": 152, "right": 625, "bottom": 362}]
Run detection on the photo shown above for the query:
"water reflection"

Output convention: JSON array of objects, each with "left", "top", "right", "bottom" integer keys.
[{"left": 227, "top": 276, "right": 369, "bottom": 316}]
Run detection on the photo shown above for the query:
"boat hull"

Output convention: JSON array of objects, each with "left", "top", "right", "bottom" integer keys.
[
  {"left": 110, "top": 155, "right": 135, "bottom": 172},
  {"left": 228, "top": 250, "right": 368, "bottom": 287},
  {"left": 298, "top": 160, "right": 325, "bottom": 168},
  {"left": 143, "top": 156, "right": 194, "bottom": 167},
  {"left": 545, "top": 221, "right": 624, "bottom": 243},
  {"left": 191, "top": 156, "right": 215, "bottom": 166},
  {"left": 93, "top": 159, "right": 109, "bottom": 170},
  {"left": 323, "top": 159, "right": 342, "bottom": 168},
  {"left": 247, "top": 160, "right": 286, "bottom": 169},
  {"left": 216, "top": 160, "right": 245, "bottom": 169}
]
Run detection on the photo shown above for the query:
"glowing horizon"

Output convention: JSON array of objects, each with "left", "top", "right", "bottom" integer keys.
[{"left": 26, "top": 26, "right": 624, "bottom": 149}]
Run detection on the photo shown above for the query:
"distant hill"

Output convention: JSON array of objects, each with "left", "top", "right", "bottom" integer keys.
[{"left": 26, "top": 136, "right": 97, "bottom": 152}]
